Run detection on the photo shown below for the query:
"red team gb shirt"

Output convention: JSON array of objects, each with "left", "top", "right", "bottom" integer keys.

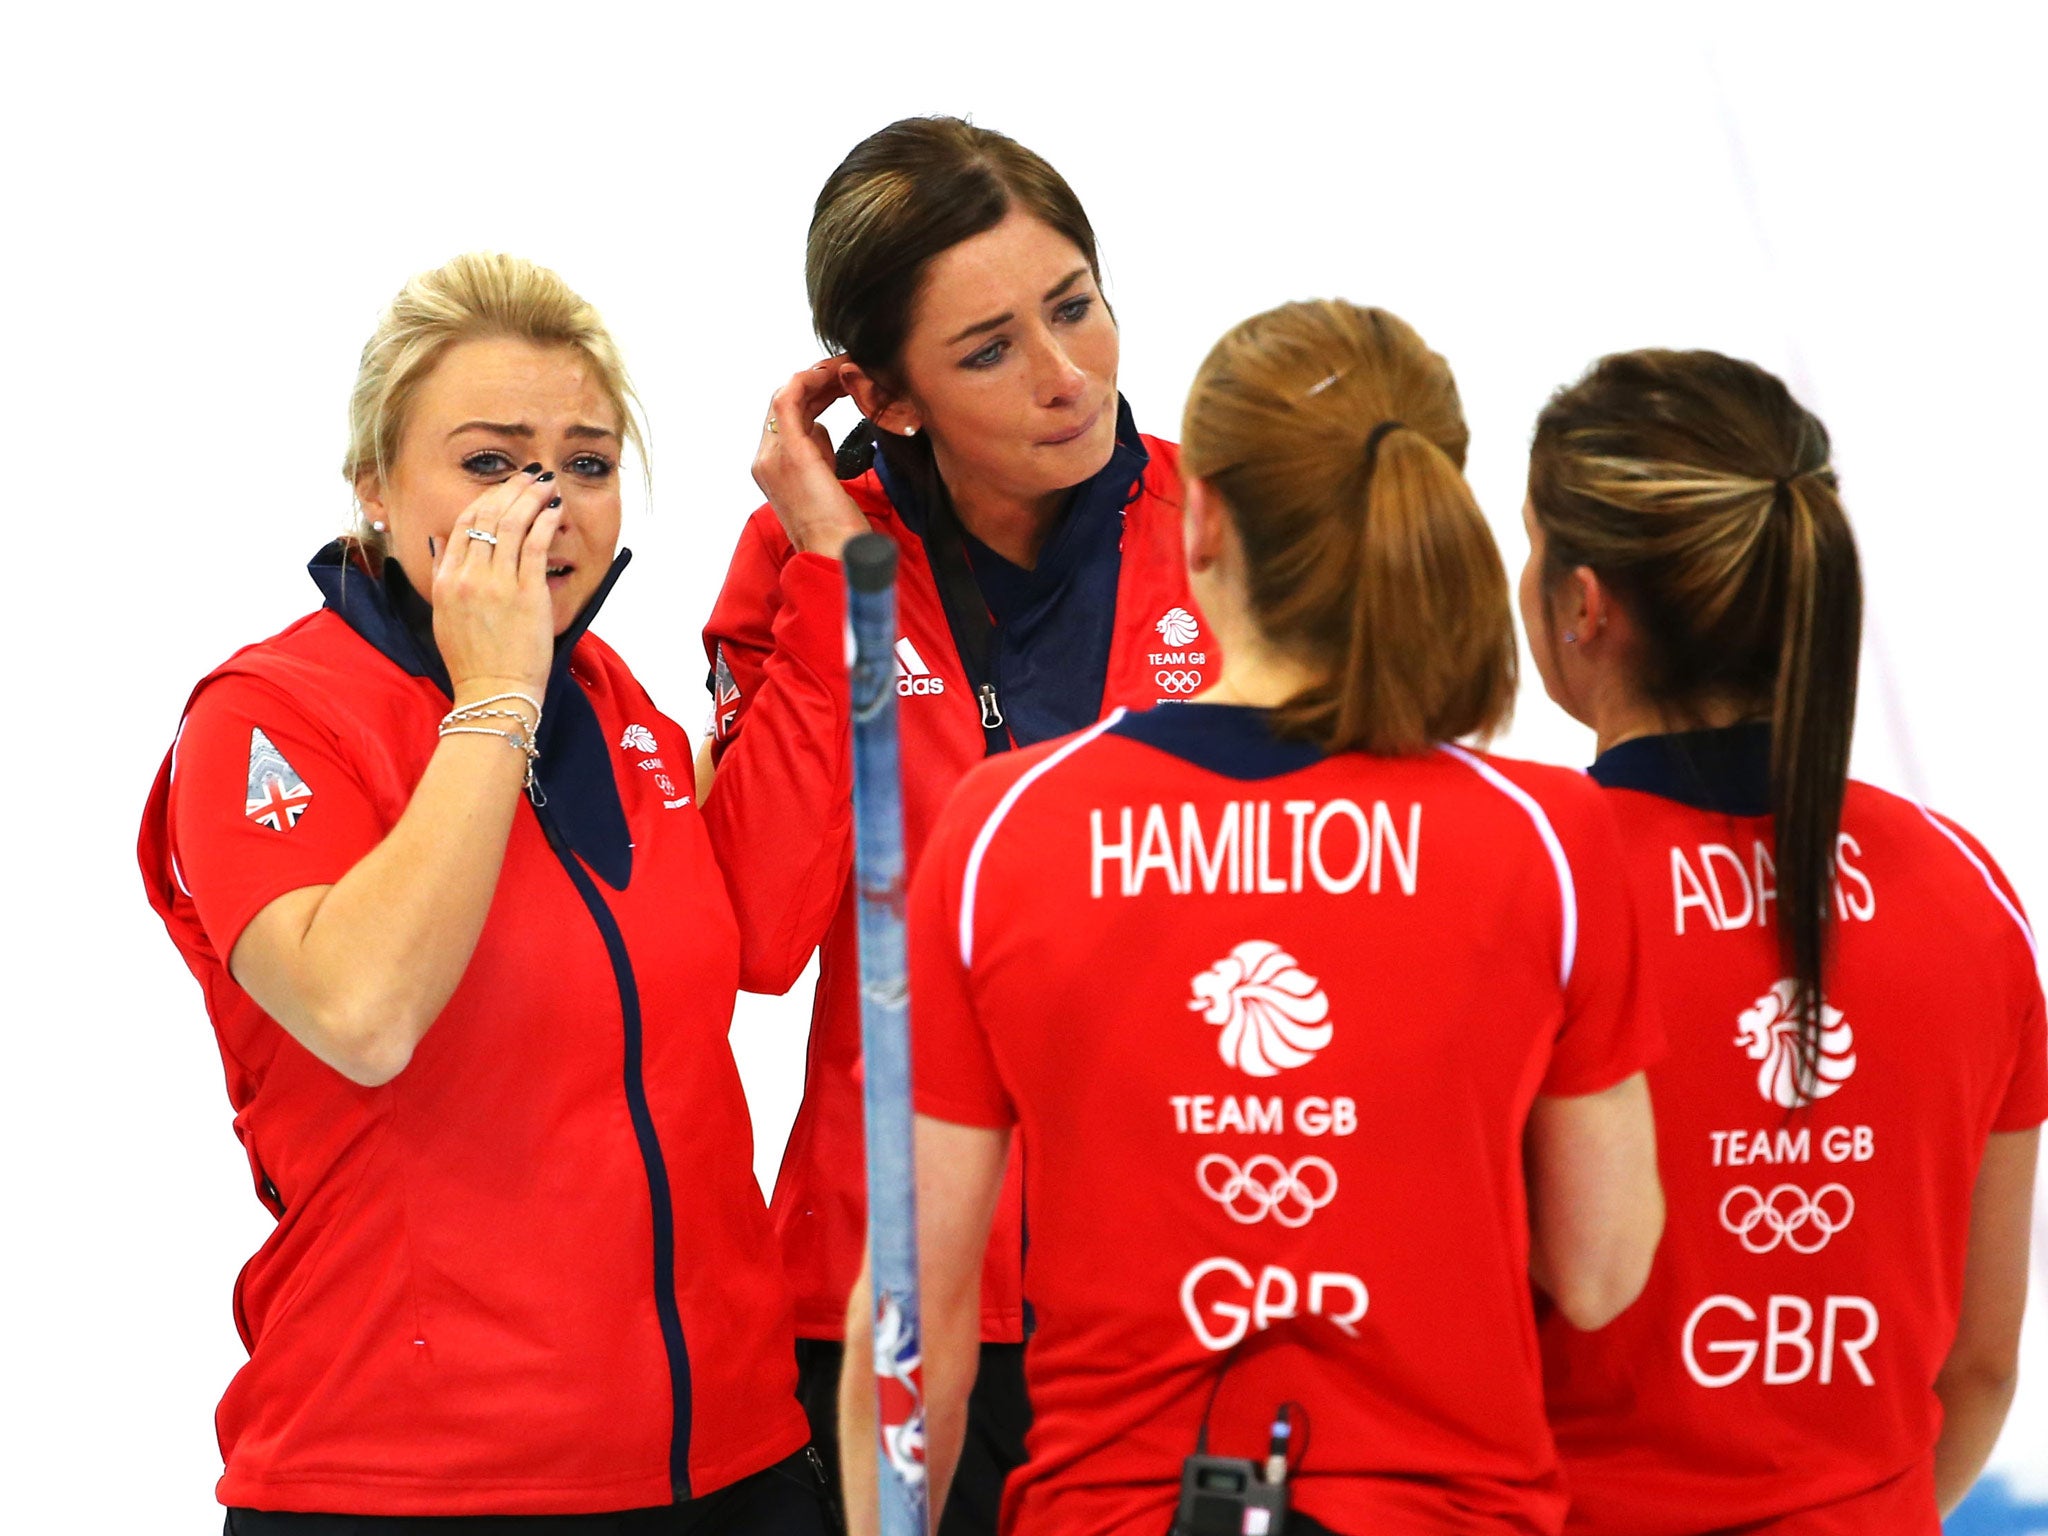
[
  {"left": 136, "top": 551, "right": 809, "bottom": 1514},
  {"left": 1542, "top": 724, "right": 2048, "bottom": 1535},
  {"left": 909, "top": 704, "right": 1664, "bottom": 1536},
  {"left": 702, "top": 417, "right": 1210, "bottom": 1341}
]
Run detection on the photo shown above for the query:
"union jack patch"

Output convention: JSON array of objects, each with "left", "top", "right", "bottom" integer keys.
[
  {"left": 246, "top": 728, "right": 313, "bottom": 831},
  {"left": 713, "top": 643, "right": 743, "bottom": 741}
]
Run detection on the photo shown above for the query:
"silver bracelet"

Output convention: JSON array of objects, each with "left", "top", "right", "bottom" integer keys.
[
  {"left": 442, "top": 706, "right": 534, "bottom": 731},
  {"left": 442, "top": 691, "right": 542, "bottom": 733},
  {"left": 438, "top": 723, "right": 541, "bottom": 797}
]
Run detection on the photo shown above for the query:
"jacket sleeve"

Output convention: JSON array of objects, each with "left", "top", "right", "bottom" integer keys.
[{"left": 699, "top": 508, "right": 855, "bottom": 995}]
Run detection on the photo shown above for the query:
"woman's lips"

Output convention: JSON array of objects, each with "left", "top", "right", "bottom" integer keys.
[
  {"left": 546, "top": 563, "right": 575, "bottom": 589},
  {"left": 1037, "top": 404, "right": 1104, "bottom": 447}
]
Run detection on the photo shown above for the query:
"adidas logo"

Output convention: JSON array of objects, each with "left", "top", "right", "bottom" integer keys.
[{"left": 895, "top": 638, "right": 946, "bottom": 697}]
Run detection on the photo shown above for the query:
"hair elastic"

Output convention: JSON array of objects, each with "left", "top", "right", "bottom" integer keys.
[{"left": 1362, "top": 419, "right": 1407, "bottom": 487}]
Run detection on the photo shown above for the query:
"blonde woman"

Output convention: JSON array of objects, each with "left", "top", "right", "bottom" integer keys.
[{"left": 138, "top": 254, "right": 826, "bottom": 1533}]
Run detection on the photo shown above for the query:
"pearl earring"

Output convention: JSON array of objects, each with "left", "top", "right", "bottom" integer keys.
[
  {"left": 903, "top": 425, "right": 919, "bottom": 437},
  {"left": 371, "top": 520, "right": 387, "bottom": 533}
]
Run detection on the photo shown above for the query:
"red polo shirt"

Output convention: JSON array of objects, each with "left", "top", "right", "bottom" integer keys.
[
  {"left": 1543, "top": 725, "right": 2047, "bottom": 1535},
  {"left": 909, "top": 704, "right": 1662, "bottom": 1535}
]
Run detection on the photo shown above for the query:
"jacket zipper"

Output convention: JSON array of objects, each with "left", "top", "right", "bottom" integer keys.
[{"left": 532, "top": 797, "right": 694, "bottom": 1500}]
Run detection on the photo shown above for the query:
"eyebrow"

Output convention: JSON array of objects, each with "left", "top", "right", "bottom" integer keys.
[
  {"left": 942, "top": 266, "right": 1094, "bottom": 347},
  {"left": 447, "top": 420, "right": 620, "bottom": 443}
]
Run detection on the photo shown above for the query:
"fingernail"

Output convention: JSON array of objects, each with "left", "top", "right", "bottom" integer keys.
[
  {"left": 534, "top": 470, "right": 555, "bottom": 483},
  {"left": 546, "top": 496, "right": 562, "bottom": 509},
  {"left": 523, "top": 462, "right": 543, "bottom": 476}
]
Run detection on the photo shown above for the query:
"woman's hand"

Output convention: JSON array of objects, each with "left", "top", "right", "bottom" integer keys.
[
  {"left": 753, "top": 360, "right": 873, "bottom": 560},
  {"left": 431, "top": 468, "right": 564, "bottom": 702},
  {"left": 227, "top": 467, "right": 564, "bottom": 1087}
]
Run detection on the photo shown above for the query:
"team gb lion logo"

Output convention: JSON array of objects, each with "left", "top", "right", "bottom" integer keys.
[
  {"left": 1156, "top": 607, "right": 1200, "bottom": 647},
  {"left": 1188, "top": 940, "right": 1332, "bottom": 1078},
  {"left": 1736, "top": 978, "right": 1856, "bottom": 1108}
]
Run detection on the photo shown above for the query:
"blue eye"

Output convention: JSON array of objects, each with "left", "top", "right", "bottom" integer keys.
[
  {"left": 568, "top": 454, "right": 615, "bottom": 479},
  {"left": 462, "top": 450, "right": 517, "bottom": 477},
  {"left": 962, "top": 339, "right": 1007, "bottom": 370},
  {"left": 1055, "top": 296, "right": 1094, "bottom": 324}
]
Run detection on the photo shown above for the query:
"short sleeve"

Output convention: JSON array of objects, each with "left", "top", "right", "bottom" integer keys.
[
  {"left": 908, "top": 783, "right": 1017, "bottom": 1130},
  {"left": 1993, "top": 985, "right": 2048, "bottom": 1132},
  {"left": 1922, "top": 809, "right": 2048, "bottom": 1134},
  {"left": 170, "top": 675, "right": 388, "bottom": 962},
  {"left": 1541, "top": 786, "right": 1665, "bottom": 1098}
]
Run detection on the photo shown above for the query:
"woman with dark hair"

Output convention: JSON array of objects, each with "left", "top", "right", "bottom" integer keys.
[
  {"left": 698, "top": 117, "right": 1217, "bottom": 1529},
  {"left": 841, "top": 300, "right": 1666, "bottom": 1536},
  {"left": 1521, "top": 350, "right": 2043, "bottom": 1533}
]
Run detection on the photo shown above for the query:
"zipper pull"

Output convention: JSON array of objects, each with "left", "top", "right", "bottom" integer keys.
[{"left": 978, "top": 683, "right": 1004, "bottom": 730}]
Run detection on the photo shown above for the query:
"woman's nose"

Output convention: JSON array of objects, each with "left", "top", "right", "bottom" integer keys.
[{"left": 1029, "top": 331, "right": 1087, "bottom": 408}]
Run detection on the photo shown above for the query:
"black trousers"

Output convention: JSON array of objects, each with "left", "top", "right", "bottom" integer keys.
[
  {"left": 795, "top": 1338, "right": 1030, "bottom": 1536},
  {"left": 224, "top": 1449, "right": 832, "bottom": 1536}
]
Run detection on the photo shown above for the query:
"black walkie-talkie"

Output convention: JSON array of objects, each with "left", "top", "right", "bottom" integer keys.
[{"left": 1171, "top": 1404, "right": 1293, "bottom": 1536}]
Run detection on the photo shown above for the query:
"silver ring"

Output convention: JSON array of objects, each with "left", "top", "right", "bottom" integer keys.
[{"left": 464, "top": 528, "right": 499, "bottom": 546}]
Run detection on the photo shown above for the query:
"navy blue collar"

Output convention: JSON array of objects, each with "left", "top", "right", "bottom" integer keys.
[
  {"left": 308, "top": 542, "right": 638, "bottom": 888},
  {"left": 1110, "top": 702, "right": 1326, "bottom": 781},
  {"left": 307, "top": 541, "right": 631, "bottom": 694},
  {"left": 1588, "top": 720, "right": 1773, "bottom": 816},
  {"left": 874, "top": 394, "right": 1151, "bottom": 550}
]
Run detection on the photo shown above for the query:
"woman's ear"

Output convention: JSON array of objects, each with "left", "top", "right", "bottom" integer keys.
[
  {"left": 840, "top": 361, "right": 921, "bottom": 437},
  {"left": 1569, "top": 566, "right": 1618, "bottom": 647},
  {"left": 1183, "top": 476, "right": 1227, "bottom": 575},
  {"left": 355, "top": 471, "right": 388, "bottom": 528}
]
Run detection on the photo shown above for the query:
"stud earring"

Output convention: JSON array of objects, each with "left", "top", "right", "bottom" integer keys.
[
  {"left": 1563, "top": 631, "right": 1578, "bottom": 644},
  {"left": 903, "top": 425, "right": 919, "bottom": 437},
  {"left": 371, "top": 520, "right": 388, "bottom": 533}
]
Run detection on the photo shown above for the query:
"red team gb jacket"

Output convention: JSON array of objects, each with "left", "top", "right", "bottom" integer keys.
[
  {"left": 1543, "top": 725, "right": 2048, "bottom": 1535},
  {"left": 137, "top": 550, "right": 809, "bottom": 1515},
  {"left": 908, "top": 704, "right": 1664, "bottom": 1536},
  {"left": 701, "top": 423, "right": 1213, "bottom": 1340}
]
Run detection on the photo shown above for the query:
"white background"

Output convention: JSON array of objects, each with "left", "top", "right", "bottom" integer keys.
[{"left": 5, "top": 2, "right": 2044, "bottom": 1526}]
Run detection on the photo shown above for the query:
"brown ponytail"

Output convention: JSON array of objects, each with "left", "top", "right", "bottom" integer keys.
[
  {"left": 1180, "top": 300, "right": 1516, "bottom": 755},
  {"left": 1528, "top": 351, "right": 1862, "bottom": 1095}
]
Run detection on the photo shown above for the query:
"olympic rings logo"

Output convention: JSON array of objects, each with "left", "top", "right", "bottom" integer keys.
[
  {"left": 1718, "top": 1182, "right": 1856, "bottom": 1254},
  {"left": 1157, "top": 669, "right": 1202, "bottom": 693},
  {"left": 1196, "top": 1154, "right": 1339, "bottom": 1227}
]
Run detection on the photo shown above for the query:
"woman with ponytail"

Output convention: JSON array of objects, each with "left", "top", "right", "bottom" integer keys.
[
  {"left": 840, "top": 300, "right": 1665, "bottom": 1536},
  {"left": 1522, "top": 351, "right": 2044, "bottom": 1532}
]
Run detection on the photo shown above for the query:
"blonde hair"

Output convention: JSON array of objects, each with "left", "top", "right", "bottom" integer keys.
[
  {"left": 1180, "top": 300, "right": 1516, "bottom": 755},
  {"left": 343, "top": 252, "right": 645, "bottom": 551}
]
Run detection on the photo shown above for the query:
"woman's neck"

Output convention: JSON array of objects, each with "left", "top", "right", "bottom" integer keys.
[
  {"left": 950, "top": 479, "right": 1066, "bottom": 570},
  {"left": 1591, "top": 690, "right": 1764, "bottom": 756},
  {"left": 1195, "top": 636, "right": 1322, "bottom": 710},
  {"left": 927, "top": 434, "right": 1069, "bottom": 570}
]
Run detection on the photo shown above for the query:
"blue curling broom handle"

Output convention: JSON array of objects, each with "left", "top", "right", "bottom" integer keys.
[{"left": 845, "top": 532, "right": 930, "bottom": 1536}]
